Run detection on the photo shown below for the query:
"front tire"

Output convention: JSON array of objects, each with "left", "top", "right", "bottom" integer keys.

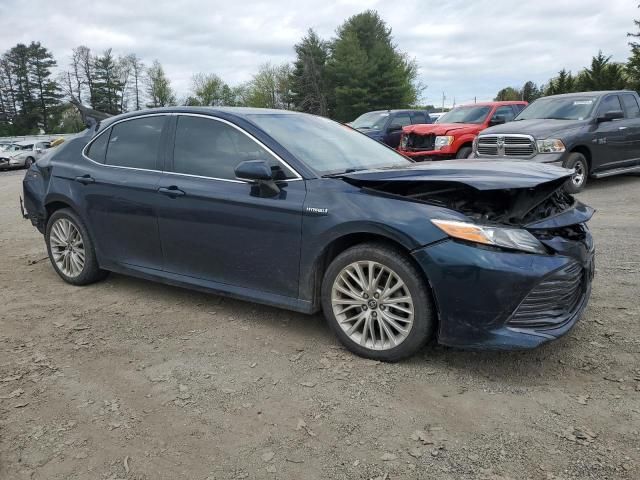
[
  {"left": 45, "top": 208, "right": 107, "bottom": 285},
  {"left": 563, "top": 152, "right": 588, "bottom": 193},
  {"left": 321, "top": 243, "right": 435, "bottom": 361},
  {"left": 455, "top": 146, "right": 473, "bottom": 159},
  {"left": 24, "top": 157, "right": 34, "bottom": 169}
]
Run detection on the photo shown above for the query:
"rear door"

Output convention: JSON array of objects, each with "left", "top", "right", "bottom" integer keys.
[
  {"left": 80, "top": 114, "right": 167, "bottom": 270},
  {"left": 155, "top": 114, "right": 306, "bottom": 298},
  {"left": 620, "top": 93, "right": 640, "bottom": 164}
]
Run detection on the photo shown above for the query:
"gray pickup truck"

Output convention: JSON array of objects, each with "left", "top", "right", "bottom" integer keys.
[{"left": 474, "top": 90, "right": 640, "bottom": 192}]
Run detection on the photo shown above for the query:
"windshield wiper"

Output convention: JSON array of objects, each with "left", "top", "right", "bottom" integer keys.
[{"left": 322, "top": 168, "right": 365, "bottom": 178}]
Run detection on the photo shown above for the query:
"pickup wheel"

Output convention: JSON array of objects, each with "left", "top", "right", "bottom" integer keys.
[
  {"left": 563, "top": 152, "right": 588, "bottom": 193},
  {"left": 455, "top": 146, "right": 473, "bottom": 159},
  {"left": 321, "top": 243, "right": 435, "bottom": 362}
]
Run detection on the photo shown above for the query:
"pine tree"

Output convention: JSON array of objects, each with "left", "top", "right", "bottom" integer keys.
[
  {"left": 290, "top": 29, "right": 329, "bottom": 115},
  {"left": 28, "top": 42, "right": 61, "bottom": 131},
  {"left": 627, "top": 6, "right": 640, "bottom": 92},
  {"left": 326, "top": 10, "right": 418, "bottom": 122},
  {"left": 576, "top": 51, "right": 626, "bottom": 91},
  {"left": 92, "top": 49, "right": 123, "bottom": 114}
]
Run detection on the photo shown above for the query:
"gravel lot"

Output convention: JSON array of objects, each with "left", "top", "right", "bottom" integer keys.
[{"left": 0, "top": 168, "right": 638, "bottom": 480}]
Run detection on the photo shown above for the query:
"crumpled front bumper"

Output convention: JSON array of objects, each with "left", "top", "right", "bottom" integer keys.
[{"left": 412, "top": 236, "right": 594, "bottom": 350}]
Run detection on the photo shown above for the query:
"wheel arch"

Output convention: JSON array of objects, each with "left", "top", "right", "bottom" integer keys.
[
  {"left": 569, "top": 145, "right": 592, "bottom": 173},
  {"left": 307, "top": 231, "right": 439, "bottom": 330}
]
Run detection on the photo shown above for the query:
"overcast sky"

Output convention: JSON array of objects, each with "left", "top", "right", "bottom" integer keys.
[{"left": 0, "top": 0, "right": 636, "bottom": 108}]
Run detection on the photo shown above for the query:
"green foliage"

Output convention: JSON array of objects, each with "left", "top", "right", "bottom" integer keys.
[
  {"left": 186, "top": 73, "right": 244, "bottom": 106},
  {"left": 494, "top": 87, "right": 521, "bottom": 101},
  {"left": 146, "top": 60, "right": 176, "bottom": 107},
  {"left": 576, "top": 51, "right": 626, "bottom": 91},
  {"left": 92, "top": 49, "right": 123, "bottom": 115},
  {"left": 326, "top": 10, "right": 419, "bottom": 122},
  {"left": 244, "top": 63, "right": 292, "bottom": 109},
  {"left": 545, "top": 69, "right": 576, "bottom": 95},
  {"left": 290, "top": 29, "right": 329, "bottom": 115}
]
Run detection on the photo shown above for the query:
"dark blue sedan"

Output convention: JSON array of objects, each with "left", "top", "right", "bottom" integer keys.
[{"left": 21, "top": 107, "right": 595, "bottom": 361}]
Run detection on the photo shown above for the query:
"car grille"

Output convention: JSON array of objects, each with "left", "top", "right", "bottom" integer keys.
[
  {"left": 508, "top": 261, "right": 585, "bottom": 328},
  {"left": 476, "top": 135, "right": 535, "bottom": 157},
  {"left": 405, "top": 133, "right": 435, "bottom": 151}
]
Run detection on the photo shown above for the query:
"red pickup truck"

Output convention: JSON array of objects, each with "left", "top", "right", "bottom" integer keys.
[{"left": 398, "top": 101, "right": 528, "bottom": 160}]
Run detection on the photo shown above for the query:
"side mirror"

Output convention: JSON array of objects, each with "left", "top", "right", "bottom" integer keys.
[
  {"left": 489, "top": 115, "right": 506, "bottom": 126},
  {"left": 234, "top": 160, "right": 280, "bottom": 197},
  {"left": 387, "top": 124, "right": 402, "bottom": 132},
  {"left": 36, "top": 148, "right": 43, "bottom": 154},
  {"left": 597, "top": 110, "right": 624, "bottom": 122}
]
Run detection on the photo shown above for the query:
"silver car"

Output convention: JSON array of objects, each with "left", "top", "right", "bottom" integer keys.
[{"left": 0, "top": 141, "right": 51, "bottom": 169}]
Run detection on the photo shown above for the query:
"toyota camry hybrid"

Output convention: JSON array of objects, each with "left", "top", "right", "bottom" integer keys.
[{"left": 21, "top": 107, "right": 595, "bottom": 361}]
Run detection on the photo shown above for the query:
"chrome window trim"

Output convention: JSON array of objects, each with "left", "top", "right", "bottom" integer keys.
[{"left": 81, "top": 111, "right": 303, "bottom": 183}]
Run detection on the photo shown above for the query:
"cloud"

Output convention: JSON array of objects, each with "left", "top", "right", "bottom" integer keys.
[{"left": 0, "top": 0, "right": 636, "bottom": 106}]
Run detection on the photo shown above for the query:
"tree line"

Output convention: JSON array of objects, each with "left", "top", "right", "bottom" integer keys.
[{"left": 0, "top": 10, "right": 419, "bottom": 135}]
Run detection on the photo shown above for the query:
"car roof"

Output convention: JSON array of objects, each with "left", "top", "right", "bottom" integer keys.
[
  {"left": 455, "top": 101, "right": 527, "bottom": 108},
  {"left": 15, "top": 140, "right": 35, "bottom": 146},
  {"left": 542, "top": 90, "right": 637, "bottom": 99}
]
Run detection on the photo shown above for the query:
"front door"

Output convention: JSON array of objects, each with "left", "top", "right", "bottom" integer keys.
[
  {"left": 156, "top": 114, "right": 306, "bottom": 298},
  {"left": 591, "top": 94, "right": 630, "bottom": 171}
]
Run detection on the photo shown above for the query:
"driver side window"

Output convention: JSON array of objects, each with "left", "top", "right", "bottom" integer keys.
[
  {"left": 597, "top": 95, "right": 622, "bottom": 117},
  {"left": 491, "top": 106, "right": 516, "bottom": 123}
]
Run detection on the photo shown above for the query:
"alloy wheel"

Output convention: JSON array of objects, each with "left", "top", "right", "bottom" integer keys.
[
  {"left": 49, "top": 218, "right": 85, "bottom": 278},
  {"left": 331, "top": 261, "right": 414, "bottom": 350}
]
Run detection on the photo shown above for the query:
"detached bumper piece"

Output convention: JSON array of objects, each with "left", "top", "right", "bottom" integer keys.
[{"left": 508, "top": 261, "right": 584, "bottom": 329}]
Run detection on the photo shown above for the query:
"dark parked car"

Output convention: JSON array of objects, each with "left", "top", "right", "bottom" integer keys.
[
  {"left": 21, "top": 107, "right": 595, "bottom": 361},
  {"left": 474, "top": 90, "right": 640, "bottom": 192},
  {"left": 349, "top": 109, "right": 432, "bottom": 148}
]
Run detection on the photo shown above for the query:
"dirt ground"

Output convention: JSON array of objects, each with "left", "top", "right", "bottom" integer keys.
[{"left": 0, "top": 168, "right": 638, "bottom": 480}]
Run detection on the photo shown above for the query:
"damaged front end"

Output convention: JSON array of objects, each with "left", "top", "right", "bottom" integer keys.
[{"left": 342, "top": 160, "right": 596, "bottom": 349}]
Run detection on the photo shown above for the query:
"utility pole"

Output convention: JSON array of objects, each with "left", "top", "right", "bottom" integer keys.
[
  {"left": 441, "top": 92, "right": 446, "bottom": 112},
  {"left": 474, "top": 96, "right": 477, "bottom": 104}
]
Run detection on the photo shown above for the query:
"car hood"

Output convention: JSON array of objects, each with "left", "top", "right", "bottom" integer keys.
[
  {"left": 402, "top": 123, "right": 482, "bottom": 136},
  {"left": 5, "top": 150, "right": 23, "bottom": 158},
  {"left": 340, "top": 160, "right": 593, "bottom": 228},
  {"left": 481, "top": 118, "right": 589, "bottom": 139},
  {"left": 341, "top": 159, "right": 572, "bottom": 190},
  {"left": 355, "top": 128, "right": 383, "bottom": 137}
]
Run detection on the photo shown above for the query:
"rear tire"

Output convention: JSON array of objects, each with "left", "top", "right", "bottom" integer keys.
[
  {"left": 45, "top": 208, "right": 107, "bottom": 286},
  {"left": 455, "top": 146, "right": 473, "bottom": 159},
  {"left": 321, "top": 243, "right": 435, "bottom": 361},
  {"left": 563, "top": 152, "right": 588, "bottom": 193}
]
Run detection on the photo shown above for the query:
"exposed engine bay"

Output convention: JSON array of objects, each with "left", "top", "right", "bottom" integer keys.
[{"left": 350, "top": 180, "right": 575, "bottom": 226}]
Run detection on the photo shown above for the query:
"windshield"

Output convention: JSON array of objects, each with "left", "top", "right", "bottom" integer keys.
[
  {"left": 516, "top": 97, "right": 596, "bottom": 120},
  {"left": 0, "top": 144, "right": 18, "bottom": 152},
  {"left": 438, "top": 106, "right": 491, "bottom": 124},
  {"left": 247, "top": 113, "right": 411, "bottom": 175},
  {"left": 350, "top": 111, "right": 390, "bottom": 130}
]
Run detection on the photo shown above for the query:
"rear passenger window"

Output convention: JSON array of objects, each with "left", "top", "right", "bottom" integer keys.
[
  {"left": 86, "top": 131, "right": 110, "bottom": 163},
  {"left": 621, "top": 94, "right": 640, "bottom": 118},
  {"left": 105, "top": 116, "right": 165, "bottom": 170},
  {"left": 173, "top": 116, "right": 295, "bottom": 180},
  {"left": 410, "top": 112, "right": 429, "bottom": 124},
  {"left": 389, "top": 114, "right": 411, "bottom": 129}
]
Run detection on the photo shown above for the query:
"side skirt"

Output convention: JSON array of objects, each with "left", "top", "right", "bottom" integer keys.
[{"left": 102, "top": 261, "right": 315, "bottom": 314}]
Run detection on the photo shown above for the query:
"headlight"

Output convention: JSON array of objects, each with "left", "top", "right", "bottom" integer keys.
[
  {"left": 400, "top": 135, "right": 408, "bottom": 149},
  {"left": 536, "top": 138, "right": 565, "bottom": 153},
  {"left": 434, "top": 136, "right": 454, "bottom": 150},
  {"left": 432, "top": 219, "right": 546, "bottom": 254}
]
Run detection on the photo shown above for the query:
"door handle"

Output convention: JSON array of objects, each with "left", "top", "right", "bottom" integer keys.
[
  {"left": 158, "top": 186, "right": 186, "bottom": 197},
  {"left": 74, "top": 175, "right": 95, "bottom": 185}
]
